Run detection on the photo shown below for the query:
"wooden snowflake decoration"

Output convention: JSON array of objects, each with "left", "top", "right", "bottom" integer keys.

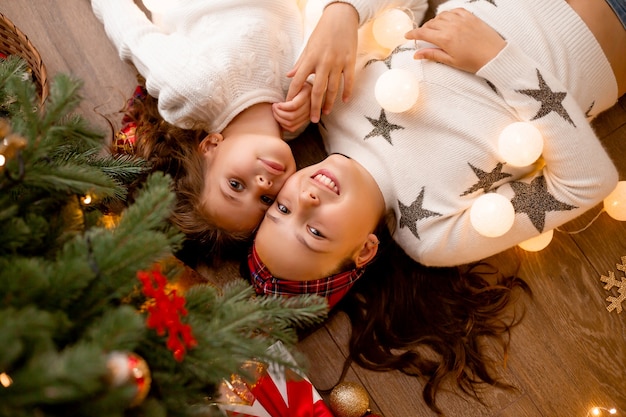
[{"left": 599, "top": 256, "right": 626, "bottom": 314}]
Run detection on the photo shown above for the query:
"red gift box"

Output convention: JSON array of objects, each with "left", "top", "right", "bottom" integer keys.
[{"left": 218, "top": 341, "right": 334, "bottom": 417}]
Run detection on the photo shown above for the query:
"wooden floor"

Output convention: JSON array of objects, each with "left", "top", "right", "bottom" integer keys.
[{"left": 3, "top": 2, "right": 625, "bottom": 416}]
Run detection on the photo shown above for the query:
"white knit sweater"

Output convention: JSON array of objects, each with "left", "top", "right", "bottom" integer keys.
[
  {"left": 91, "top": 0, "right": 303, "bottom": 133},
  {"left": 320, "top": 0, "right": 619, "bottom": 266}
]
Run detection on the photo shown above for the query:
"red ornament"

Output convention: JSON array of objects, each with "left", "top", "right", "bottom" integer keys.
[{"left": 137, "top": 263, "right": 197, "bottom": 361}]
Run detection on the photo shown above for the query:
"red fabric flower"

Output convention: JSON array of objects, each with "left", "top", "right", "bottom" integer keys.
[{"left": 137, "top": 264, "right": 198, "bottom": 361}]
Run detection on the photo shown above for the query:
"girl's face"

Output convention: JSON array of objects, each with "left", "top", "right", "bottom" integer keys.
[
  {"left": 254, "top": 154, "right": 385, "bottom": 282},
  {"left": 200, "top": 132, "right": 296, "bottom": 233}
]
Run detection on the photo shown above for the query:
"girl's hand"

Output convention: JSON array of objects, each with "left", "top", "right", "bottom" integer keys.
[
  {"left": 286, "top": 2, "right": 359, "bottom": 123},
  {"left": 273, "top": 82, "right": 313, "bottom": 133},
  {"left": 405, "top": 8, "right": 506, "bottom": 74}
]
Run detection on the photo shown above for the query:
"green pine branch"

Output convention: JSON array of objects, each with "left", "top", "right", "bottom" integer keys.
[{"left": 0, "top": 57, "right": 329, "bottom": 417}]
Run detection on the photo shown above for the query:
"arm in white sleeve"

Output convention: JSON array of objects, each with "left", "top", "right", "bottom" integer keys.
[
  {"left": 91, "top": 0, "right": 206, "bottom": 128},
  {"left": 418, "top": 43, "right": 618, "bottom": 266},
  {"left": 321, "top": 0, "right": 429, "bottom": 27}
]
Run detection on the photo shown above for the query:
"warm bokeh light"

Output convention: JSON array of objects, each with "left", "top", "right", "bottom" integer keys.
[
  {"left": 518, "top": 229, "right": 553, "bottom": 252},
  {"left": 0, "top": 372, "right": 12, "bottom": 387},
  {"left": 498, "top": 122, "right": 544, "bottom": 167},
  {"left": 81, "top": 194, "right": 92, "bottom": 205},
  {"left": 303, "top": 0, "right": 324, "bottom": 36},
  {"left": 374, "top": 68, "right": 420, "bottom": 113},
  {"left": 604, "top": 181, "right": 626, "bottom": 221},
  {"left": 372, "top": 8, "right": 414, "bottom": 50},
  {"left": 470, "top": 193, "right": 515, "bottom": 237},
  {"left": 588, "top": 406, "right": 619, "bottom": 416}
]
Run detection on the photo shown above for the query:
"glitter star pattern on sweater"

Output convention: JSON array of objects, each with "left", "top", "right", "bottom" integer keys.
[{"left": 510, "top": 175, "right": 577, "bottom": 232}]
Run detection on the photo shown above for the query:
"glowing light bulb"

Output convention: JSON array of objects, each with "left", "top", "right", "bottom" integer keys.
[
  {"left": 81, "top": 194, "right": 92, "bottom": 205},
  {"left": 304, "top": 0, "right": 324, "bottom": 36},
  {"left": 470, "top": 193, "right": 515, "bottom": 237},
  {"left": 375, "top": 68, "right": 419, "bottom": 113},
  {"left": 609, "top": 409, "right": 617, "bottom": 415},
  {"left": 592, "top": 408, "right": 602, "bottom": 416},
  {"left": 518, "top": 229, "right": 553, "bottom": 252},
  {"left": 372, "top": 8, "right": 414, "bottom": 50},
  {"left": 0, "top": 372, "right": 12, "bottom": 387},
  {"left": 0, "top": 154, "right": 5, "bottom": 167},
  {"left": 604, "top": 181, "right": 626, "bottom": 221},
  {"left": 498, "top": 122, "right": 544, "bottom": 167}
]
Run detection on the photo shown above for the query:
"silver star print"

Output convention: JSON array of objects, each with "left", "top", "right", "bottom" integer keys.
[
  {"left": 516, "top": 69, "right": 575, "bottom": 127},
  {"left": 399, "top": 187, "right": 442, "bottom": 239},
  {"left": 468, "top": 0, "right": 497, "bottom": 5},
  {"left": 365, "top": 45, "right": 415, "bottom": 70},
  {"left": 364, "top": 109, "right": 404, "bottom": 144},
  {"left": 461, "top": 162, "right": 512, "bottom": 196},
  {"left": 510, "top": 175, "right": 577, "bottom": 232}
]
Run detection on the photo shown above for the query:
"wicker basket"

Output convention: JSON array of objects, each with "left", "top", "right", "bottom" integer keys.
[{"left": 0, "top": 12, "right": 49, "bottom": 103}]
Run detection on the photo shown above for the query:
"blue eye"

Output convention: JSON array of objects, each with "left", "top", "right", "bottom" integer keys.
[
  {"left": 229, "top": 179, "right": 244, "bottom": 191},
  {"left": 261, "top": 195, "right": 274, "bottom": 205},
  {"left": 276, "top": 203, "right": 290, "bottom": 214}
]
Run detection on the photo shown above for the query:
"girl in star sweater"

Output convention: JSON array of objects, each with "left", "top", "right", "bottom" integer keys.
[
  {"left": 258, "top": 0, "right": 621, "bottom": 272},
  {"left": 251, "top": 0, "right": 624, "bottom": 411}
]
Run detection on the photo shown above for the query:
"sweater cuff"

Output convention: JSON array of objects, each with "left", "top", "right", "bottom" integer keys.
[{"left": 476, "top": 42, "right": 537, "bottom": 92}]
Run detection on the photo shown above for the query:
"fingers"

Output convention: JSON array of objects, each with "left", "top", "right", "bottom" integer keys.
[
  {"left": 341, "top": 66, "right": 354, "bottom": 103},
  {"left": 322, "top": 70, "right": 342, "bottom": 115},
  {"left": 413, "top": 48, "right": 450, "bottom": 65},
  {"left": 272, "top": 103, "right": 308, "bottom": 133}
]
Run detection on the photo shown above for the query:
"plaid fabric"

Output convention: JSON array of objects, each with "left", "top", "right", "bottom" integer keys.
[{"left": 248, "top": 244, "right": 364, "bottom": 310}]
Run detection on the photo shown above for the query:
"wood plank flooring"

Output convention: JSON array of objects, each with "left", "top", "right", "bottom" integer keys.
[{"left": 2, "top": 2, "right": 624, "bottom": 416}]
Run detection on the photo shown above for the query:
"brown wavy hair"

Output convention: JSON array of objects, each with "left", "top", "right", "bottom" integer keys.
[
  {"left": 333, "top": 216, "right": 531, "bottom": 415},
  {"left": 121, "top": 81, "right": 251, "bottom": 267}
]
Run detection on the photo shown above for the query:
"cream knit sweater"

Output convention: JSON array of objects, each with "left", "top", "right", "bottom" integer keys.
[
  {"left": 320, "top": 0, "right": 619, "bottom": 266},
  {"left": 92, "top": 0, "right": 303, "bottom": 133}
]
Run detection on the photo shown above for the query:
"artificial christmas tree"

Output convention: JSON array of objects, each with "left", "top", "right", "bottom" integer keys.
[{"left": 0, "top": 56, "right": 327, "bottom": 417}]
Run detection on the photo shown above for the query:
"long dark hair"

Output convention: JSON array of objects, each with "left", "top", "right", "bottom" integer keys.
[
  {"left": 119, "top": 80, "right": 251, "bottom": 267},
  {"left": 338, "top": 218, "right": 531, "bottom": 415}
]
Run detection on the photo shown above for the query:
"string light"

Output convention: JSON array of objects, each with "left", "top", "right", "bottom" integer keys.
[
  {"left": 604, "top": 181, "right": 626, "bottom": 221},
  {"left": 470, "top": 193, "right": 515, "bottom": 237},
  {"left": 372, "top": 8, "right": 414, "bottom": 50},
  {"left": 303, "top": 0, "right": 324, "bottom": 37},
  {"left": 81, "top": 194, "right": 93, "bottom": 206},
  {"left": 374, "top": 68, "right": 420, "bottom": 113},
  {"left": 518, "top": 229, "right": 553, "bottom": 252},
  {"left": 0, "top": 372, "right": 13, "bottom": 387},
  {"left": 588, "top": 406, "right": 618, "bottom": 416},
  {"left": 498, "top": 122, "right": 544, "bottom": 167}
]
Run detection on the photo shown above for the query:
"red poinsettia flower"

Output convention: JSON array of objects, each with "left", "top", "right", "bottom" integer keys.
[{"left": 137, "top": 264, "right": 198, "bottom": 361}]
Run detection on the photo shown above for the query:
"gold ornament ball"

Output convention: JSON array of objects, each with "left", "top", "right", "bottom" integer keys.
[
  {"left": 106, "top": 351, "right": 152, "bottom": 407},
  {"left": 329, "top": 382, "right": 370, "bottom": 417}
]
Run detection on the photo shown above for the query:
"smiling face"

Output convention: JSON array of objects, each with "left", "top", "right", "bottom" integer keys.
[
  {"left": 254, "top": 154, "right": 385, "bottom": 281},
  {"left": 200, "top": 132, "right": 296, "bottom": 233}
]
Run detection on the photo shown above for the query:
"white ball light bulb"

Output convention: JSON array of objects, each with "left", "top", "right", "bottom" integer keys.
[
  {"left": 604, "top": 181, "right": 626, "bottom": 221},
  {"left": 304, "top": 0, "right": 324, "bottom": 35},
  {"left": 518, "top": 229, "right": 554, "bottom": 252},
  {"left": 470, "top": 193, "right": 515, "bottom": 237},
  {"left": 374, "top": 69, "right": 419, "bottom": 113},
  {"left": 372, "top": 8, "right": 414, "bottom": 50},
  {"left": 498, "top": 122, "right": 544, "bottom": 167}
]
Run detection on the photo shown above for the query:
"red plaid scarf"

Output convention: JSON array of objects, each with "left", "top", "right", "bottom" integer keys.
[{"left": 247, "top": 244, "right": 364, "bottom": 310}]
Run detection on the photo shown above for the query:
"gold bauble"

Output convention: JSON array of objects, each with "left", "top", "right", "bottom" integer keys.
[
  {"left": 329, "top": 382, "right": 370, "bottom": 417},
  {"left": 106, "top": 351, "right": 152, "bottom": 407}
]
